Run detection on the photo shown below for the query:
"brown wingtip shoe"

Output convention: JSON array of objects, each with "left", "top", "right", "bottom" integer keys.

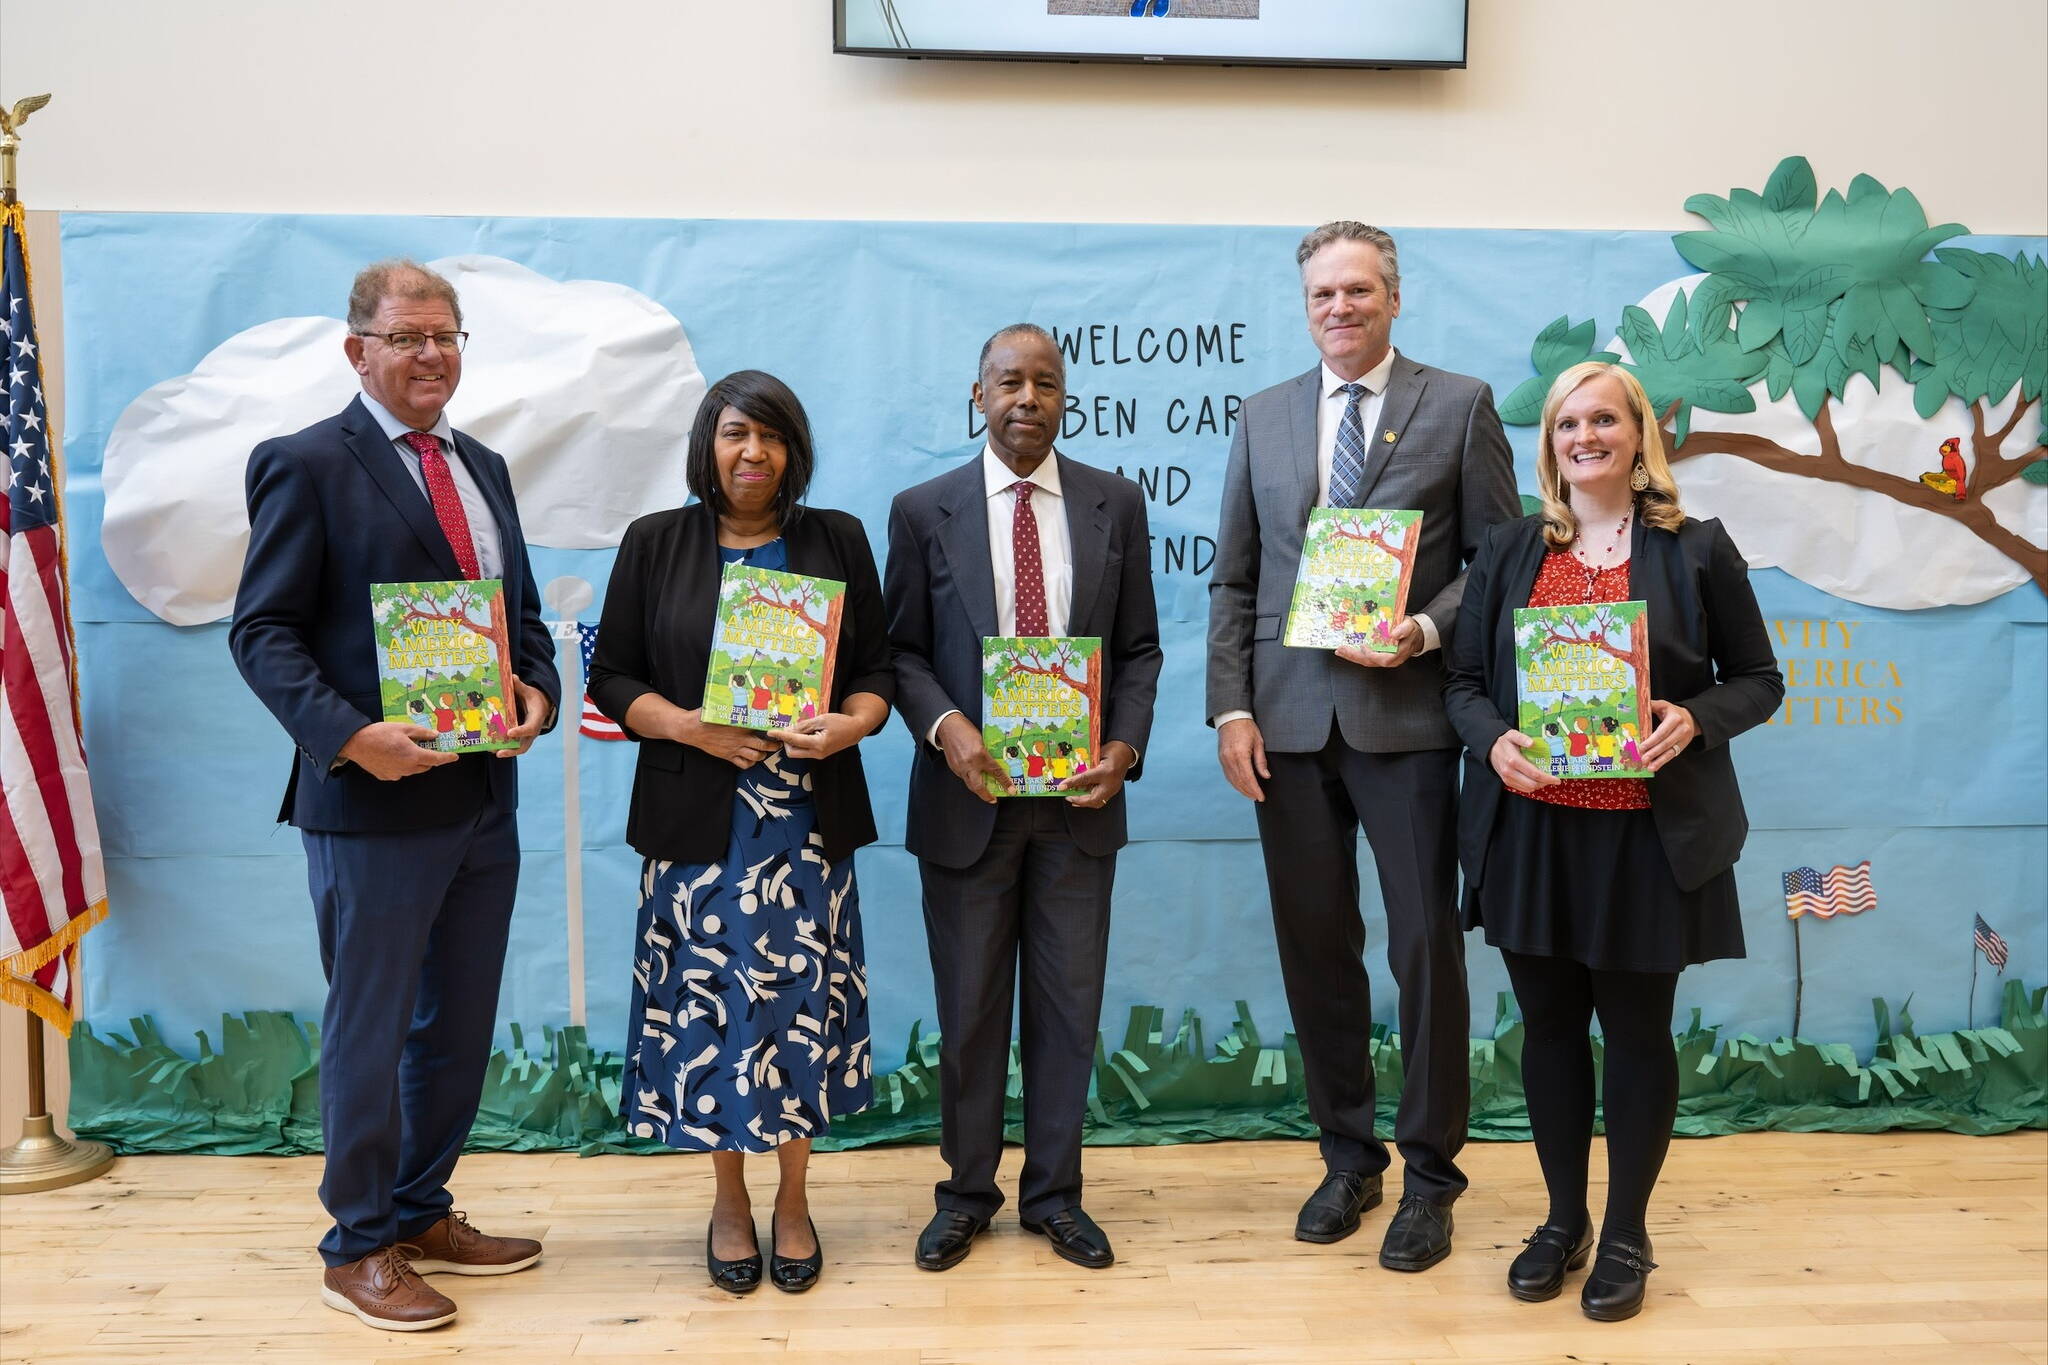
[
  {"left": 398, "top": 1210, "right": 543, "bottom": 1276},
  {"left": 320, "top": 1247, "right": 457, "bottom": 1332}
]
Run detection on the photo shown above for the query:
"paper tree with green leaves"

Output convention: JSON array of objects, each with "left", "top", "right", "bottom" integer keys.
[{"left": 1501, "top": 157, "right": 2046, "bottom": 608}]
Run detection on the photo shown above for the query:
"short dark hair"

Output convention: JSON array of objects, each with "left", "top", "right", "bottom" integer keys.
[
  {"left": 348, "top": 259, "right": 462, "bottom": 330},
  {"left": 978, "top": 323, "right": 1063, "bottom": 383},
  {"left": 685, "top": 370, "right": 816, "bottom": 528}
]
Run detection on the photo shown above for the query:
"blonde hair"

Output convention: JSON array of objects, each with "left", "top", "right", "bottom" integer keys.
[{"left": 1534, "top": 362, "right": 1684, "bottom": 550}]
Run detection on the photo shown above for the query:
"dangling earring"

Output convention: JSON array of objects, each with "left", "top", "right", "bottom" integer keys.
[{"left": 1629, "top": 461, "right": 1650, "bottom": 492}]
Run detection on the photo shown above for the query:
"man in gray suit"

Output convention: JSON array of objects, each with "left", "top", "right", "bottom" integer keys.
[
  {"left": 1207, "top": 222, "right": 1519, "bottom": 1270},
  {"left": 886, "top": 324, "right": 1163, "bottom": 1273}
]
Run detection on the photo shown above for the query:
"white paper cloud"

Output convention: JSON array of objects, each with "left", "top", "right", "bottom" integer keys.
[
  {"left": 1613, "top": 276, "right": 2044, "bottom": 611},
  {"left": 101, "top": 255, "right": 706, "bottom": 625}
]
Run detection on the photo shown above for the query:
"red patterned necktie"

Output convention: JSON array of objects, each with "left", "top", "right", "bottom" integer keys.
[
  {"left": 1011, "top": 479, "right": 1050, "bottom": 636},
  {"left": 403, "top": 431, "right": 481, "bottom": 580}
]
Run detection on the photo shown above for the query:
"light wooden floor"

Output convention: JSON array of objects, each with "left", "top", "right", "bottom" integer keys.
[{"left": 2, "top": 1132, "right": 2043, "bottom": 1364}]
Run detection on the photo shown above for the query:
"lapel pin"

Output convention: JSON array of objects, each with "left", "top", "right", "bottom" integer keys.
[{"left": 1383, "top": 430, "right": 1399, "bottom": 443}]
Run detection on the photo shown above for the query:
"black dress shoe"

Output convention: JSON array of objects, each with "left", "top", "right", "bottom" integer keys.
[
  {"left": 769, "top": 1214, "right": 823, "bottom": 1294},
  {"left": 1378, "top": 1194, "right": 1454, "bottom": 1272},
  {"left": 1506, "top": 1216, "right": 1593, "bottom": 1302},
  {"left": 705, "top": 1219, "right": 763, "bottom": 1295},
  {"left": 914, "top": 1209, "right": 990, "bottom": 1272},
  {"left": 1581, "top": 1236, "right": 1657, "bottom": 1321},
  {"left": 1294, "top": 1170, "right": 1383, "bottom": 1244},
  {"left": 1020, "top": 1206, "right": 1114, "bottom": 1269}
]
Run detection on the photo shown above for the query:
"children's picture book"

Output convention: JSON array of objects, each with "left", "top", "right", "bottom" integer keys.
[
  {"left": 1283, "top": 508, "right": 1424, "bottom": 651},
  {"left": 981, "top": 636, "right": 1103, "bottom": 798},
  {"left": 701, "top": 563, "right": 847, "bottom": 732},
  {"left": 371, "top": 579, "right": 520, "bottom": 753},
  {"left": 1513, "top": 600, "right": 1653, "bottom": 779}
]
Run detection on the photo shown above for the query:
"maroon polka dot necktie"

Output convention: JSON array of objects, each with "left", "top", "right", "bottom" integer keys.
[
  {"left": 1011, "top": 479, "right": 1049, "bottom": 637},
  {"left": 403, "top": 431, "right": 481, "bottom": 580}
]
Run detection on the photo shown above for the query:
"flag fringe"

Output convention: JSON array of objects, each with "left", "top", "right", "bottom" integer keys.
[{"left": 0, "top": 898, "right": 107, "bottom": 1035}]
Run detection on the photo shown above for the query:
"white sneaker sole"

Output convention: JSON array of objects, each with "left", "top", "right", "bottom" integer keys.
[
  {"left": 320, "top": 1286, "right": 457, "bottom": 1331},
  {"left": 407, "top": 1251, "right": 541, "bottom": 1276}
]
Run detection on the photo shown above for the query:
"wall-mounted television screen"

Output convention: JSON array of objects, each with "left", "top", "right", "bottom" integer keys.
[{"left": 835, "top": 0, "right": 1469, "bottom": 70}]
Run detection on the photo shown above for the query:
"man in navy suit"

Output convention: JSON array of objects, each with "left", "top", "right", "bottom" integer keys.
[
  {"left": 230, "top": 261, "right": 559, "bottom": 1332},
  {"left": 886, "top": 325, "right": 1163, "bottom": 1273}
]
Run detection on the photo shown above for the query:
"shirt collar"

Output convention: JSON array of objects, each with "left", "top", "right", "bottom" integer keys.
[
  {"left": 982, "top": 444, "right": 1064, "bottom": 502},
  {"left": 1321, "top": 347, "right": 1399, "bottom": 400},
  {"left": 360, "top": 390, "right": 456, "bottom": 447}
]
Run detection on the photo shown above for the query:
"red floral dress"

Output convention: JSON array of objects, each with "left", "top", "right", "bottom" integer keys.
[{"left": 1518, "top": 552, "right": 1650, "bottom": 812}]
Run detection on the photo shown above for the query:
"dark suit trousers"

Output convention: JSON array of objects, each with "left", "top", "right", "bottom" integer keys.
[
  {"left": 919, "top": 798, "right": 1115, "bottom": 1223},
  {"left": 303, "top": 805, "right": 520, "bottom": 1265},
  {"left": 1256, "top": 730, "right": 1468, "bottom": 1202}
]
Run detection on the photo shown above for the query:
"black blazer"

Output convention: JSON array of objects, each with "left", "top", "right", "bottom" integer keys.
[
  {"left": 229, "top": 397, "right": 561, "bottom": 833},
  {"left": 587, "top": 503, "right": 895, "bottom": 866},
  {"left": 1443, "top": 514, "right": 1785, "bottom": 892}
]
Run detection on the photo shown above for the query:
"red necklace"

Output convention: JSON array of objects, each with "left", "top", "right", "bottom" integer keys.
[{"left": 1570, "top": 507, "right": 1633, "bottom": 602}]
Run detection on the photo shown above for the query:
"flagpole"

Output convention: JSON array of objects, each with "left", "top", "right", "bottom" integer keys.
[
  {"left": 1968, "top": 948, "right": 1978, "bottom": 1031},
  {"left": 0, "top": 90, "right": 113, "bottom": 1195},
  {"left": 1790, "top": 914, "right": 1804, "bottom": 1038}
]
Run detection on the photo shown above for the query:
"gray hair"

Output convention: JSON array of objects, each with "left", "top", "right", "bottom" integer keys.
[
  {"left": 978, "top": 322, "right": 1064, "bottom": 382},
  {"left": 347, "top": 259, "right": 463, "bottom": 331},
  {"left": 1295, "top": 222, "right": 1401, "bottom": 293}
]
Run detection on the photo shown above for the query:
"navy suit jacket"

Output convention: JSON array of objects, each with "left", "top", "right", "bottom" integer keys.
[
  {"left": 229, "top": 396, "right": 560, "bottom": 833},
  {"left": 885, "top": 452, "right": 1164, "bottom": 869}
]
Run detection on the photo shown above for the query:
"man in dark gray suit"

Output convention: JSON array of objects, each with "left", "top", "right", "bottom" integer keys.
[
  {"left": 886, "top": 324, "right": 1163, "bottom": 1273},
  {"left": 1207, "top": 222, "right": 1519, "bottom": 1270}
]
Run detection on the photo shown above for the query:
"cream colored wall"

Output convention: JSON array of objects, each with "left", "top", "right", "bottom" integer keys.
[{"left": 0, "top": 0, "right": 2042, "bottom": 1141}]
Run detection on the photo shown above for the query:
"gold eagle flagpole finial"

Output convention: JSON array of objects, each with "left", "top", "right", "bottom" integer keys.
[{"left": 0, "top": 93, "right": 53, "bottom": 205}]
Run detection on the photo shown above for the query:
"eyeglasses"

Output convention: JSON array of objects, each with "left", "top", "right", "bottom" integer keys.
[{"left": 354, "top": 330, "right": 470, "bottom": 356}]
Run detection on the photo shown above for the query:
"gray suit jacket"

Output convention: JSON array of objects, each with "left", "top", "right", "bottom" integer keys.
[
  {"left": 886, "top": 452, "right": 1164, "bottom": 869},
  {"left": 1206, "top": 356, "right": 1520, "bottom": 754}
]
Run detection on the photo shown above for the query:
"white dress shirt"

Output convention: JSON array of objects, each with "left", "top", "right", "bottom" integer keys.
[
  {"left": 1211, "top": 348, "right": 1437, "bottom": 733},
  {"left": 359, "top": 391, "right": 505, "bottom": 580}
]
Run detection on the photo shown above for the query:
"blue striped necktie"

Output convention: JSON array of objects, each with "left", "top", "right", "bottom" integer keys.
[{"left": 1328, "top": 382, "right": 1368, "bottom": 507}]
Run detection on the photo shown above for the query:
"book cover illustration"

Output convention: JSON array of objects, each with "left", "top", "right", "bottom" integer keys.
[
  {"left": 371, "top": 578, "right": 519, "bottom": 753},
  {"left": 981, "top": 636, "right": 1103, "bottom": 798},
  {"left": 1513, "top": 600, "right": 1653, "bottom": 779},
  {"left": 701, "top": 563, "right": 847, "bottom": 732},
  {"left": 1284, "top": 508, "right": 1424, "bottom": 651}
]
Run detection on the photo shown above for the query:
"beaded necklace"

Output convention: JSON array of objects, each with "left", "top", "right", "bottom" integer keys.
[{"left": 1569, "top": 506, "right": 1633, "bottom": 603}]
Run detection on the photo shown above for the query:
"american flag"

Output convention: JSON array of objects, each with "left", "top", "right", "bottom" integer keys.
[
  {"left": 1974, "top": 914, "right": 2010, "bottom": 972},
  {"left": 1782, "top": 861, "right": 1876, "bottom": 919},
  {"left": 0, "top": 204, "right": 107, "bottom": 1033},
  {"left": 577, "top": 622, "right": 625, "bottom": 740}
]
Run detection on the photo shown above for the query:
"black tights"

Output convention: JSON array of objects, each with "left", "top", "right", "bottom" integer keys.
[{"left": 1502, "top": 950, "right": 1679, "bottom": 1247}]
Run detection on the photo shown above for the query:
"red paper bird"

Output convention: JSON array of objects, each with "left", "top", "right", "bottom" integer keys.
[{"left": 1918, "top": 437, "right": 1969, "bottom": 501}]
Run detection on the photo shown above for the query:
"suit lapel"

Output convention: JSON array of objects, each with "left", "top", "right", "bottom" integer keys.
[
  {"left": 1286, "top": 368, "right": 1321, "bottom": 508},
  {"left": 934, "top": 461, "right": 1000, "bottom": 640},
  {"left": 1060, "top": 456, "right": 1111, "bottom": 635},
  {"left": 341, "top": 398, "right": 463, "bottom": 580},
  {"left": 1354, "top": 358, "right": 1426, "bottom": 506}
]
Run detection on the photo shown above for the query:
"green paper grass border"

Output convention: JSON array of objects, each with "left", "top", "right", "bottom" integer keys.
[{"left": 67, "top": 981, "right": 2046, "bottom": 1156}]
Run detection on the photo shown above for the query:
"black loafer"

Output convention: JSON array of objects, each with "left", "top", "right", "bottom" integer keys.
[
  {"left": 1378, "top": 1194, "right": 1454, "bottom": 1272},
  {"left": 1294, "top": 1170, "right": 1383, "bottom": 1244},
  {"left": 1020, "top": 1206, "right": 1114, "bottom": 1269},
  {"left": 1581, "top": 1236, "right": 1657, "bottom": 1321},
  {"left": 769, "top": 1215, "right": 823, "bottom": 1293},
  {"left": 705, "top": 1219, "right": 763, "bottom": 1295},
  {"left": 914, "top": 1209, "right": 990, "bottom": 1272},
  {"left": 1507, "top": 1216, "right": 1593, "bottom": 1302}
]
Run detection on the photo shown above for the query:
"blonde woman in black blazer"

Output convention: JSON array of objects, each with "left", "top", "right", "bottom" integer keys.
[
  {"left": 1443, "top": 362, "right": 1783, "bottom": 1321},
  {"left": 588, "top": 371, "right": 894, "bottom": 1297}
]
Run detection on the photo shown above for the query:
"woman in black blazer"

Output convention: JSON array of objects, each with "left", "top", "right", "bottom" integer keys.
[
  {"left": 1443, "top": 362, "right": 1783, "bottom": 1321},
  {"left": 588, "top": 371, "right": 894, "bottom": 1296}
]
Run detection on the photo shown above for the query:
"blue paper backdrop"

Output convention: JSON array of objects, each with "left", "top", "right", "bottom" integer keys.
[{"left": 58, "top": 213, "right": 2046, "bottom": 1074}]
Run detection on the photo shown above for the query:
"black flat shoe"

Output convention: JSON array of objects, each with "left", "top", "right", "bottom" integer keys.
[
  {"left": 769, "top": 1215, "right": 823, "bottom": 1293},
  {"left": 1294, "top": 1170, "right": 1383, "bottom": 1244},
  {"left": 1020, "top": 1206, "right": 1114, "bottom": 1269},
  {"left": 914, "top": 1209, "right": 990, "bottom": 1271},
  {"left": 1507, "top": 1216, "right": 1593, "bottom": 1302},
  {"left": 706, "top": 1219, "right": 763, "bottom": 1295},
  {"left": 1581, "top": 1236, "right": 1657, "bottom": 1321},
  {"left": 1378, "top": 1194, "right": 1454, "bottom": 1272}
]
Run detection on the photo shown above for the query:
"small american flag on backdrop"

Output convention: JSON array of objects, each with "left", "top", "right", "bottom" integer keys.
[
  {"left": 1783, "top": 861, "right": 1877, "bottom": 919},
  {"left": 577, "top": 622, "right": 625, "bottom": 741},
  {"left": 1974, "top": 915, "right": 2010, "bottom": 972}
]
